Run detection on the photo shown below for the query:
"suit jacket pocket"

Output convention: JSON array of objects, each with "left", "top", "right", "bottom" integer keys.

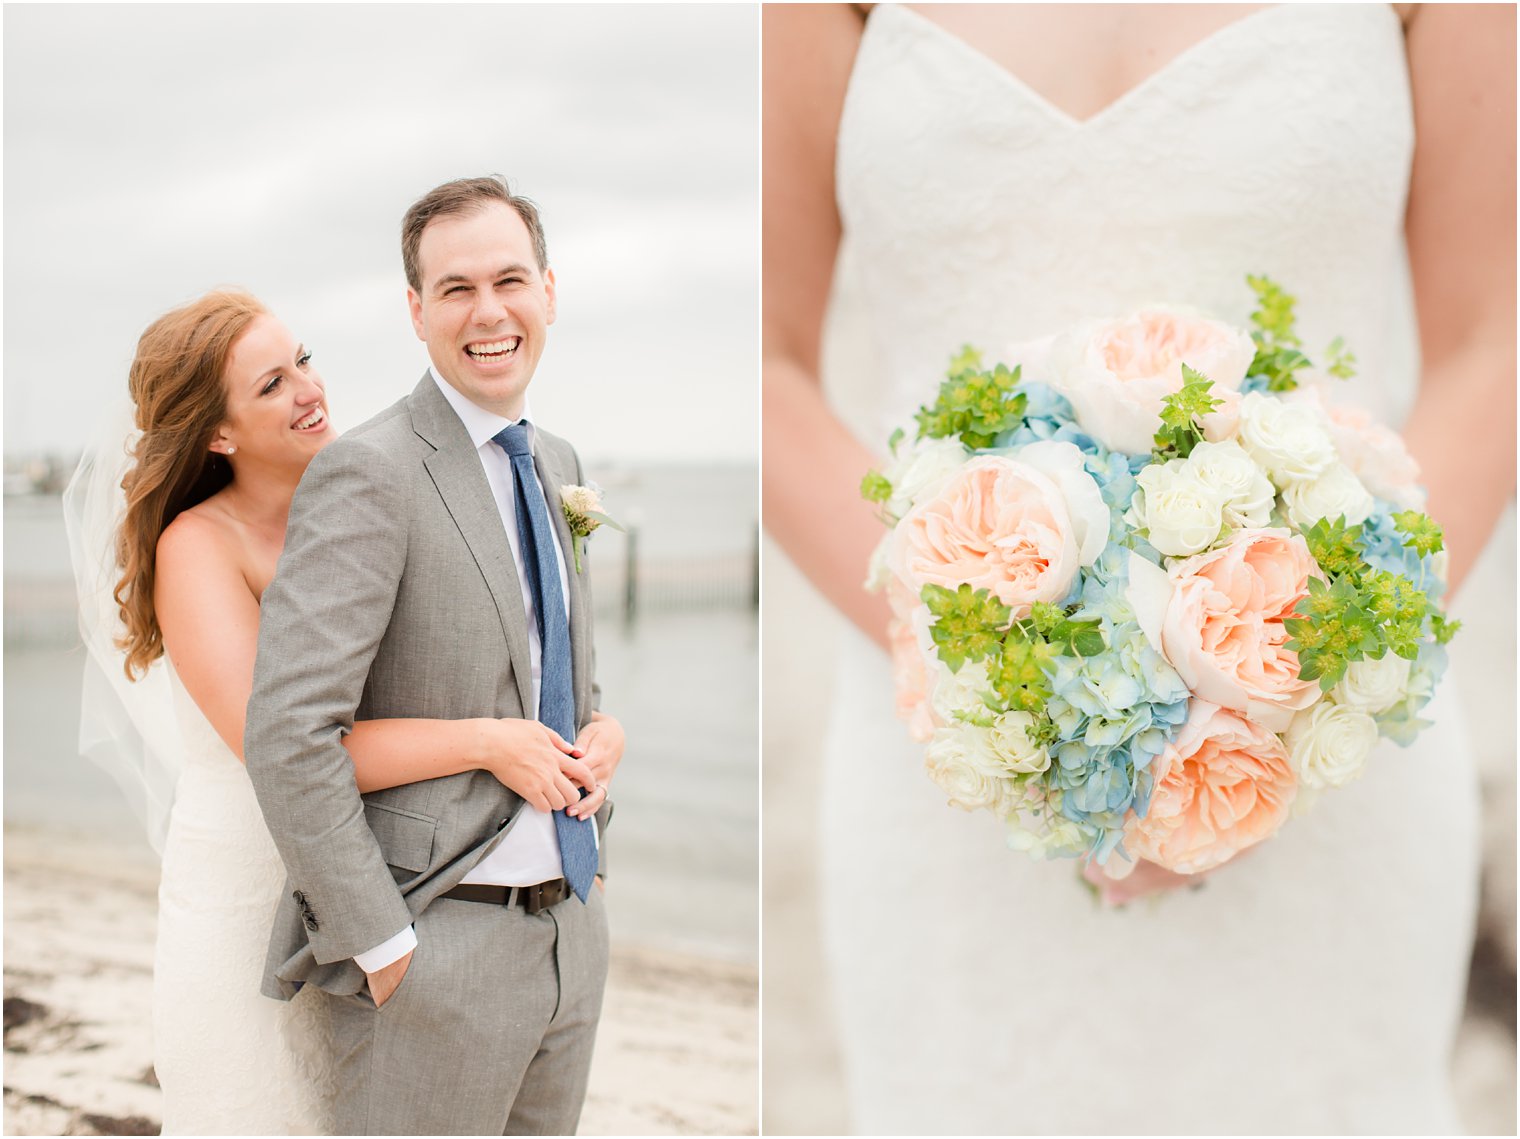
[{"left": 364, "top": 801, "right": 437, "bottom": 873}]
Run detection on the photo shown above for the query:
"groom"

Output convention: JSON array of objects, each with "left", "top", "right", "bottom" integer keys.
[{"left": 246, "top": 176, "right": 615, "bottom": 1135}]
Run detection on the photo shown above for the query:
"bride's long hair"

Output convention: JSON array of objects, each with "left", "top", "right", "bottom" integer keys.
[{"left": 115, "top": 289, "right": 267, "bottom": 679}]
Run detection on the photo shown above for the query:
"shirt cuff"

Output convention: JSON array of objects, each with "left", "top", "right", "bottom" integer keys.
[{"left": 354, "top": 924, "right": 417, "bottom": 973}]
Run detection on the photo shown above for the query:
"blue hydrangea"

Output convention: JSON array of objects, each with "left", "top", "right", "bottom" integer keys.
[
  {"left": 1375, "top": 638, "right": 1449, "bottom": 746},
  {"left": 1034, "top": 554, "right": 1192, "bottom": 862},
  {"left": 1360, "top": 503, "right": 1447, "bottom": 604}
]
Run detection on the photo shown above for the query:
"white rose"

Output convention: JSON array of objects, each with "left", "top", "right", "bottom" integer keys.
[
  {"left": 1237, "top": 392, "right": 1337, "bottom": 485},
  {"left": 985, "top": 711, "right": 1052, "bottom": 774},
  {"left": 1005, "top": 811, "right": 1088, "bottom": 859},
  {"left": 1185, "top": 439, "right": 1275, "bottom": 530},
  {"left": 885, "top": 437, "right": 968, "bottom": 517},
  {"left": 924, "top": 726, "right": 1005, "bottom": 812},
  {"left": 864, "top": 534, "right": 894, "bottom": 592},
  {"left": 1282, "top": 462, "right": 1375, "bottom": 529},
  {"left": 561, "top": 484, "right": 603, "bottom": 515},
  {"left": 1285, "top": 701, "right": 1379, "bottom": 789},
  {"left": 930, "top": 659, "right": 993, "bottom": 726},
  {"left": 1133, "top": 459, "right": 1226, "bottom": 556},
  {"left": 1331, "top": 652, "right": 1412, "bottom": 714},
  {"left": 1290, "top": 377, "right": 1426, "bottom": 509}
]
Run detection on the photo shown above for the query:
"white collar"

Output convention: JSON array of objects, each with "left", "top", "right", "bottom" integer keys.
[{"left": 428, "top": 366, "right": 536, "bottom": 452}]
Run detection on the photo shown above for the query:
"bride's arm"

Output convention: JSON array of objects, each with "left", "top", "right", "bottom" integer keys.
[
  {"left": 1401, "top": 3, "right": 1516, "bottom": 595},
  {"left": 763, "top": 3, "right": 892, "bottom": 650},
  {"left": 154, "top": 514, "right": 604, "bottom": 816}
]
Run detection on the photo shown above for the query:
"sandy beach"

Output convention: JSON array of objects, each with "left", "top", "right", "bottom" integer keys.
[{"left": 3, "top": 822, "right": 758, "bottom": 1137}]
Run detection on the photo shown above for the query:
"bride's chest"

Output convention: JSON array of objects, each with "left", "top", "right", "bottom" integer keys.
[
  {"left": 903, "top": 3, "right": 1275, "bottom": 126},
  {"left": 837, "top": 4, "right": 1414, "bottom": 284}
]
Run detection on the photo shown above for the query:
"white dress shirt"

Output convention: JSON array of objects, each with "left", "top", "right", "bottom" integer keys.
[{"left": 354, "top": 368, "right": 591, "bottom": 973}]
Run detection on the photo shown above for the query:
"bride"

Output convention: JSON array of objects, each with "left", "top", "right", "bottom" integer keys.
[
  {"left": 69, "top": 290, "right": 620, "bottom": 1134},
  {"left": 764, "top": 3, "right": 1513, "bottom": 1133}
]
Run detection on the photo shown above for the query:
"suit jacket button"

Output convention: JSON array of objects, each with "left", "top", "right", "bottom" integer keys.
[{"left": 292, "top": 889, "right": 305, "bottom": 903}]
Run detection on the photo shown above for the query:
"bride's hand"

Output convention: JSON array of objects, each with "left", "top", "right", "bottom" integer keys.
[
  {"left": 1081, "top": 858, "right": 1212, "bottom": 906},
  {"left": 476, "top": 719, "right": 598, "bottom": 814}
]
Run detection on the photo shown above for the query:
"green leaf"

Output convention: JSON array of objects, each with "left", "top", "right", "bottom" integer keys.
[
  {"left": 1027, "top": 713, "right": 1061, "bottom": 748},
  {"left": 860, "top": 470, "right": 893, "bottom": 505},
  {"left": 1287, "top": 575, "right": 1385, "bottom": 691},
  {"left": 1247, "top": 274, "right": 1302, "bottom": 346},
  {"left": 1242, "top": 274, "right": 1356, "bottom": 391},
  {"left": 1070, "top": 627, "right": 1108, "bottom": 658},
  {"left": 887, "top": 427, "right": 905, "bottom": 455},
  {"left": 947, "top": 344, "right": 984, "bottom": 375},
  {"left": 1245, "top": 275, "right": 1313, "bottom": 391},
  {"left": 921, "top": 583, "right": 1012, "bottom": 672},
  {"left": 1299, "top": 516, "right": 1366, "bottom": 580},
  {"left": 1151, "top": 365, "right": 1223, "bottom": 459},
  {"left": 584, "top": 510, "right": 625, "bottom": 533},
  {"left": 1027, "top": 601, "right": 1065, "bottom": 637},
  {"left": 982, "top": 631, "right": 1062, "bottom": 714},
  {"left": 1431, "top": 613, "right": 1462, "bottom": 646},
  {"left": 1324, "top": 336, "right": 1357, "bottom": 380},
  {"left": 1392, "top": 510, "right": 1445, "bottom": 557},
  {"left": 914, "top": 351, "right": 1028, "bottom": 449}
]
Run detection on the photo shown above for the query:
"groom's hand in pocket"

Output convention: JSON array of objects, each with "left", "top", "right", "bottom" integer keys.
[
  {"left": 366, "top": 948, "right": 414, "bottom": 1009},
  {"left": 479, "top": 720, "right": 597, "bottom": 812}
]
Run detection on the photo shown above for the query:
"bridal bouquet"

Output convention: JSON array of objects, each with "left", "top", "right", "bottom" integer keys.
[{"left": 863, "top": 277, "right": 1457, "bottom": 875}]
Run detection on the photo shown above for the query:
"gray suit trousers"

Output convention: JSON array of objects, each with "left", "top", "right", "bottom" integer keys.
[{"left": 325, "top": 889, "right": 610, "bottom": 1136}]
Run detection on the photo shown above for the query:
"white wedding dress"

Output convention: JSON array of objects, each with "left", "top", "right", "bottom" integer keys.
[
  {"left": 820, "top": 5, "right": 1479, "bottom": 1134},
  {"left": 153, "top": 664, "right": 335, "bottom": 1135}
]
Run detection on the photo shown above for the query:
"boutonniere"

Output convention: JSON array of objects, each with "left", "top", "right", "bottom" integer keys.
[{"left": 559, "top": 483, "right": 624, "bottom": 573}]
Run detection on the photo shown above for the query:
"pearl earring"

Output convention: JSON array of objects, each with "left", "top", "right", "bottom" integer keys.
[{"left": 226, "top": 446, "right": 236, "bottom": 455}]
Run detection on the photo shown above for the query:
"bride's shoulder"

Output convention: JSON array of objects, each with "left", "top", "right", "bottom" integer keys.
[
  {"left": 1393, "top": 4, "right": 1418, "bottom": 30},
  {"left": 764, "top": 4, "right": 867, "bottom": 124},
  {"left": 765, "top": 3, "right": 868, "bottom": 51},
  {"left": 156, "top": 498, "right": 243, "bottom": 573}
]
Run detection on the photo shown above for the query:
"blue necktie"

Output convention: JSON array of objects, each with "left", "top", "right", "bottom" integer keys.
[{"left": 492, "top": 424, "right": 598, "bottom": 902}]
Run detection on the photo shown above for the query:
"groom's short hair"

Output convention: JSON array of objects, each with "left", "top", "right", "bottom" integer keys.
[{"left": 402, "top": 175, "right": 549, "bottom": 291}]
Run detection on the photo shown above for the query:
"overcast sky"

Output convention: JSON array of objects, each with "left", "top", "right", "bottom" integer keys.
[{"left": 3, "top": 4, "right": 758, "bottom": 466}]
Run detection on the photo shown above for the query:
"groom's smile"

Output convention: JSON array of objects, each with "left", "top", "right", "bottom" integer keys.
[
  {"left": 464, "top": 335, "right": 521, "bottom": 363},
  {"left": 407, "top": 201, "right": 556, "bottom": 419}
]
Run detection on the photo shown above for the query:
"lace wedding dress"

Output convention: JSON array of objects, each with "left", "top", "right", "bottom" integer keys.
[
  {"left": 819, "top": 5, "right": 1478, "bottom": 1133},
  {"left": 153, "top": 664, "right": 335, "bottom": 1134}
]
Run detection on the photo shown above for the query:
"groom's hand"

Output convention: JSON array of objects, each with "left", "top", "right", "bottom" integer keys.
[
  {"left": 366, "top": 947, "right": 414, "bottom": 1009},
  {"left": 574, "top": 711, "right": 625, "bottom": 788},
  {"left": 480, "top": 720, "right": 597, "bottom": 812}
]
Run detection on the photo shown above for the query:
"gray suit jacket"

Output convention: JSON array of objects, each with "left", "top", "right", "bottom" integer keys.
[{"left": 245, "top": 373, "right": 607, "bottom": 1000}]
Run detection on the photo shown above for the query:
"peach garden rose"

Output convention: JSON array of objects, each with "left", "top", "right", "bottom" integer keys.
[
  {"left": 1294, "top": 380, "right": 1425, "bottom": 509},
  {"left": 886, "top": 581, "right": 936, "bottom": 744},
  {"left": 888, "top": 446, "right": 1107, "bottom": 618},
  {"left": 1159, "top": 529, "right": 1321, "bottom": 733},
  {"left": 1126, "top": 700, "right": 1297, "bottom": 873},
  {"left": 1040, "top": 307, "right": 1257, "bottom": 456}
]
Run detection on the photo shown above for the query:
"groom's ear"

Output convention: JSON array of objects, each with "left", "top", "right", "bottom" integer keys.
[
  {"left": 543, "top": 267, "right": 557, "bottom": 326},
  {"left": 406, "top": 287, "right": 428, "bottom": 343}
]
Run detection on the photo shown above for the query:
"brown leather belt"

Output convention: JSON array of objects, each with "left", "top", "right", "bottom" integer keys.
[{"left": 440, "top": 879, "right": 570, "bottom": 915}]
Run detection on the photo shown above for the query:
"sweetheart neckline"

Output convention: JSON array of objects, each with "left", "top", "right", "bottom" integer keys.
[{"left": 882, "top": 4, "right": 1365, "bottom": 131}]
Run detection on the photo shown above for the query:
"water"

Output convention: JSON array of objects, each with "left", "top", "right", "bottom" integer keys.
[{"left": 3, "top": 476, "right": 758, "bottom": 965}]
